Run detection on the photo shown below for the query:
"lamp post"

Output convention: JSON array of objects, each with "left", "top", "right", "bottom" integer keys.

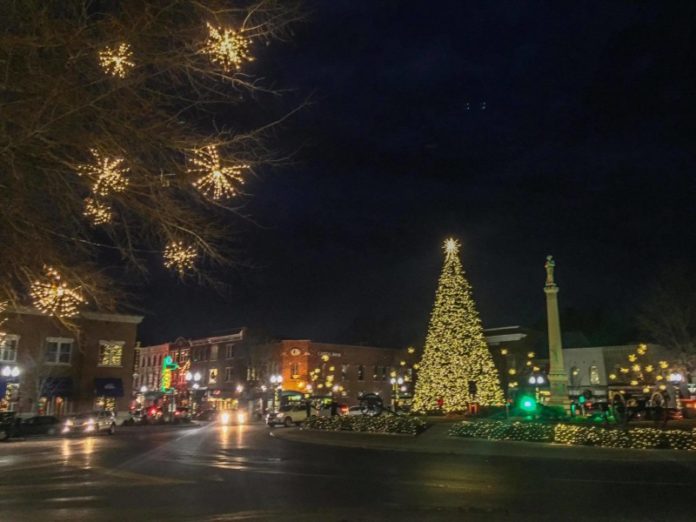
[
  {"left": 390, "top": 377, "right": 404, "bottom": 411},
  {"left": 1, "top": 365, "right": 21, "bottom": 412},
  {"left": 269, "top": 374, "right": 283, "bottom": 412},
  {"left": 185, "top": 371, "right": 202, "bottom": 413}
]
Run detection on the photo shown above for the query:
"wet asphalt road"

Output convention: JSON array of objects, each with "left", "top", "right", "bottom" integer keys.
[{"left": 0, "top": 422, "right": 695, "bottom": 521}]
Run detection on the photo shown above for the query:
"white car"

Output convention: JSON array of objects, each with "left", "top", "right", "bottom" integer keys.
[
  {"left": 62, "top": 411, "right": 116, "bottom": 435},
  {"left": 347, "top": 405, "right": 380, "bottom": 416},
  {"left": 266, "top": 405, "right": 308, "bottom": 427}
]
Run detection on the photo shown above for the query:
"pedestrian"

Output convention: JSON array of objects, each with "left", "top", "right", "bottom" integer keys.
[
  {"left": 330, "top": 400, "right": 338, "bottom": 417},
  {"left": 305, "top": 399, "right": 312, "bottom": 419}
]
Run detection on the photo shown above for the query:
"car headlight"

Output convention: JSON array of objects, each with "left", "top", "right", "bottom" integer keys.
[
  {"left": 237, "top": 412, "right": 246, "bottom": 424},
  {"left": 65, "top": 419, "right": 73, "bottom": 427},
  {"left": 87, "top": 418, "right": 95, "bottom": 425},
  {"left": 220, "top": 412, "right": 231, "bottom": 424}
]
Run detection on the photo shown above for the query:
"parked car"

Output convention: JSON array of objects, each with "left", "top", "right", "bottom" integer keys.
[
  {"left": 266, "top": 404, "right": 307, "bottom": 427},
  {"left": 194, "top": 409, "right": 219, "bottom": 422},
  {"left": 15, "top": 416, "right": 61, "bottom": 437},
  {"left": 114, "top": 411, "right": 135, "bottom": 426},
  {"left": 0, "top": 411, "right": 17, "bottom": 441},
  {"left": 346, "top": 405, "right": 382, "bottom": 416},
  {"left": 173, "top": 407, "right": 192, "bottom": 423},
  {"left": 62, "top": 411, "right": 116, "bottom": 435}
]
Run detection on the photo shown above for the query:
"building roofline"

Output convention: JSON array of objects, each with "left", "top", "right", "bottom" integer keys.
[{"left": 9, "top": 307, "right": 143, "bottom": 324}]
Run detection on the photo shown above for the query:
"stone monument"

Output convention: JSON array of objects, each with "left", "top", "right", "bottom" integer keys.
[{"left": 544, "top": 255, "right": 570, "bottom": 409}]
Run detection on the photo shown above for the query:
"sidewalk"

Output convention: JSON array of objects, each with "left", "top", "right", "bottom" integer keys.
[{"left": 271, "top": 421, "right": 696, "bottom": 462}]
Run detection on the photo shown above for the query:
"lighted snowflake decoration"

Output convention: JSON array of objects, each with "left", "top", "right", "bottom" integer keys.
[
  {"left": 98, "top": 42, "right": 135, "bottom": 78},
  {"left": 163, "top": 241, "right": 197, "bottom": 274},
  {"left": 443, "top": 237, "right": 461, "bottom": 257},
  {"left": 201, "top": 23, "right": 253, "bottom": 71},
  {"left": 30, "top": 267, "right": 85, "bottom": 318},
  {"left": 84, "top": 197, "right": 112, "bottom": 225},
  {"left": 77, "top": 149, "right": 129, "bottom": 197},
  {"left": 188, "top": 145, "right": 247, "bottom": 200}
]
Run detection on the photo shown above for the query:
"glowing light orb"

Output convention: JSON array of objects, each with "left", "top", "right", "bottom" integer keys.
[
  {"left": 98, "top": 42, "right": 134, "bottom": 78},
  {"left": 163, "top": 241, "right": 197, "bottom": 274},
  {"left": 202, "top": 23, "right": 253, "bottom": 71},
  {"left": 78, "top": 150, "right": 129, "bottom": 197},
  {"left": 84, "top": 197, "right": 112, "bottom": 225},
  {"left": 30, "top": 267, "right": 85, "bottom": 317},
  {"left": 188, "top": 145, "right": 246, "bottom": 200}
]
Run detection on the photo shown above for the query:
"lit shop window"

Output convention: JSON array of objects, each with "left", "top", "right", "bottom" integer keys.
[{"left": 209, "top": 368, "right": 218, "bottom": 385}]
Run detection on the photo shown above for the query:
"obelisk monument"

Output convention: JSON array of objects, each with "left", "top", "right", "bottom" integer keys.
[{"left": 544, "top": 255, "right": 570, "bottom": 409}]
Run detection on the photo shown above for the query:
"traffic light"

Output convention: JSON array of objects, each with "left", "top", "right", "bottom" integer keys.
[{"left": 518, "top": 394, "right": 537, "bottom": 413}]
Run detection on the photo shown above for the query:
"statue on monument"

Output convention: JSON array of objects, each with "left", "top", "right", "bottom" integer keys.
[{"left": 544, "top": 255, "right": 556, "bottom": 287}]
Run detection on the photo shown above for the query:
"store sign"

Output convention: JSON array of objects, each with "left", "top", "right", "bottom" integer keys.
[
  {"left": 160, "top": 355, "right": 179, "bottom": 393},
  {"left": 318, "top": 351, "right": 341, "bottom": 358}
]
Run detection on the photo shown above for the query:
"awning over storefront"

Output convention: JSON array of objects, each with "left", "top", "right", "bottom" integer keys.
[
  {"left": 41, "top": 377, "right": 73, "bottom": 397},
  {"left": 94, "top": 378, "right": 124, "bottom": 397}
]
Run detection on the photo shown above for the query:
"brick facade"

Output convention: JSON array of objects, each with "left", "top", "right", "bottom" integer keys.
[{"left": 0, "top": 308, "right": 142, "bottom": 415}]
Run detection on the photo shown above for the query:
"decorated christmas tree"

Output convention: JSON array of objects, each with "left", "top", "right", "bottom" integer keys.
[{"left": 412, "top": 238, "right": 504, "bottom": 412}]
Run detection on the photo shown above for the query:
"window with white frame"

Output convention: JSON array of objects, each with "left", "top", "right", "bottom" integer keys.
[
  {"left": 45, "top": 338, "right": 73, "bottom": 365},
  {"left": 224, "top": 367, "right": 234, "bottom": 382},
  {"left": 98, "top": 341, "right": 124, "bottom": 367},
  {"left": 0, "top": 335, "right": 19, "bottom": 362},
  {"left": 225, "top": 344, "right": 235, "bottom": 359}
]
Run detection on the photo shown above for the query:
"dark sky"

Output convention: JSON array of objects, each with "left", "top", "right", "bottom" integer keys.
[{"left": 137, "top": 1, "right": 696, "bottom": 347}]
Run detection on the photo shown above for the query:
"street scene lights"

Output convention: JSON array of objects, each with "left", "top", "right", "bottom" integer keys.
[{"left": 1, "top": 366, "right": 20, "bottom": 378}]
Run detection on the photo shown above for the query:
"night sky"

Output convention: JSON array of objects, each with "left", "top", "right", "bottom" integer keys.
[{"left": 138, "top": 1, "right": 696, "bottom": 348}]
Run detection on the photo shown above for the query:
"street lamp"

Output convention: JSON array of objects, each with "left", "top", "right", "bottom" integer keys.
[
  {"left": 390, "top": 377, "right": 404, "bottom": 410},
  {"left": 185, "top": 371, "right": 202, "bottom": 413},
  {"left": 269, "top": 374, "right": 283, "bottom": 411}
]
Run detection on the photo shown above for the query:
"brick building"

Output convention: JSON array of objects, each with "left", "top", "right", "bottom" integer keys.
[
  {"left": 141, "top": 329, "right": 415, "bottom": 411},
  {"left": 133, "top": 343, "right": 171, "bottom": 393},
  {"left": 0, "top": 308, "right": 142, "bottom": 415}
]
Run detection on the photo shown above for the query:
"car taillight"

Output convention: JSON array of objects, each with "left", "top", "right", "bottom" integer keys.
[
  {"left": 340, "top": 406, "right": 348, "bottom": 414},
  {"left": 149, "top": 408, "right": 156, "bottom": 416},
  {"left": 175, "top": 411, "right": 181, "bottom": 416}
]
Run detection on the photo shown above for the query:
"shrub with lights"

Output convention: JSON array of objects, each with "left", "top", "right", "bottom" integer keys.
[
  {"left": 450, "top": 420, "right": 696, "bottom": 450},
  {"left": 304, "top": 415, "right": 427, "bottom": 436}
]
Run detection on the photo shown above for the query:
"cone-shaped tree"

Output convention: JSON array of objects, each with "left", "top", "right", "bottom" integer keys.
[{"left": 412, "top": 238, "right": 504, "bottom": 412}]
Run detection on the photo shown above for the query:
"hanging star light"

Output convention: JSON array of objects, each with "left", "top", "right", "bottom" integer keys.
[
  {"left": 77, "top": 150, "right": 129, "bottom": 196},
  {"left": 83, "top": 197, "right": 112, "bottom": 225},
  {"left": 188, "top": 145, "right": 247, "bottom": 200},
  {"left": 201, "top": 23, "right": 253, "bottom": 71},
  {"left": 163, "top": 241, "right": 197, "bottom": 274},
  {"left": 98, "top": 42, "right": 134, "bottom": 78},
  {"left": 30, "top": 267, "right": 85, "bottom": 317}
]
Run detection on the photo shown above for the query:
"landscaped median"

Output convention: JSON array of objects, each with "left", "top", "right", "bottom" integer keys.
[
  {"left": 449, "top": 420, "right": 696, "bottom": 450},
  {"left": 303, "top": 415, "right": 428, "bottom": 435}
]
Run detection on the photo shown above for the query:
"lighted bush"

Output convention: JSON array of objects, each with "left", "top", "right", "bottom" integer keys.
[
  {"left": 303, "top": 415, "right": 427, "bottom": 435},
  {"left": 450, "top": 420, "right": 696, "bottom": 451}
]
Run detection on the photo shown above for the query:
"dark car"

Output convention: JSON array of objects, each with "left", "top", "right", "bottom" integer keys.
[
  {"left": 194, "top": 409, "right": 218, "bottom": 422},
  {"left": 16, "top": 416, "right": 60, "bottom": 437},
  {"left": 0, "top": 411, "right": 17, "bottom": 441}
]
